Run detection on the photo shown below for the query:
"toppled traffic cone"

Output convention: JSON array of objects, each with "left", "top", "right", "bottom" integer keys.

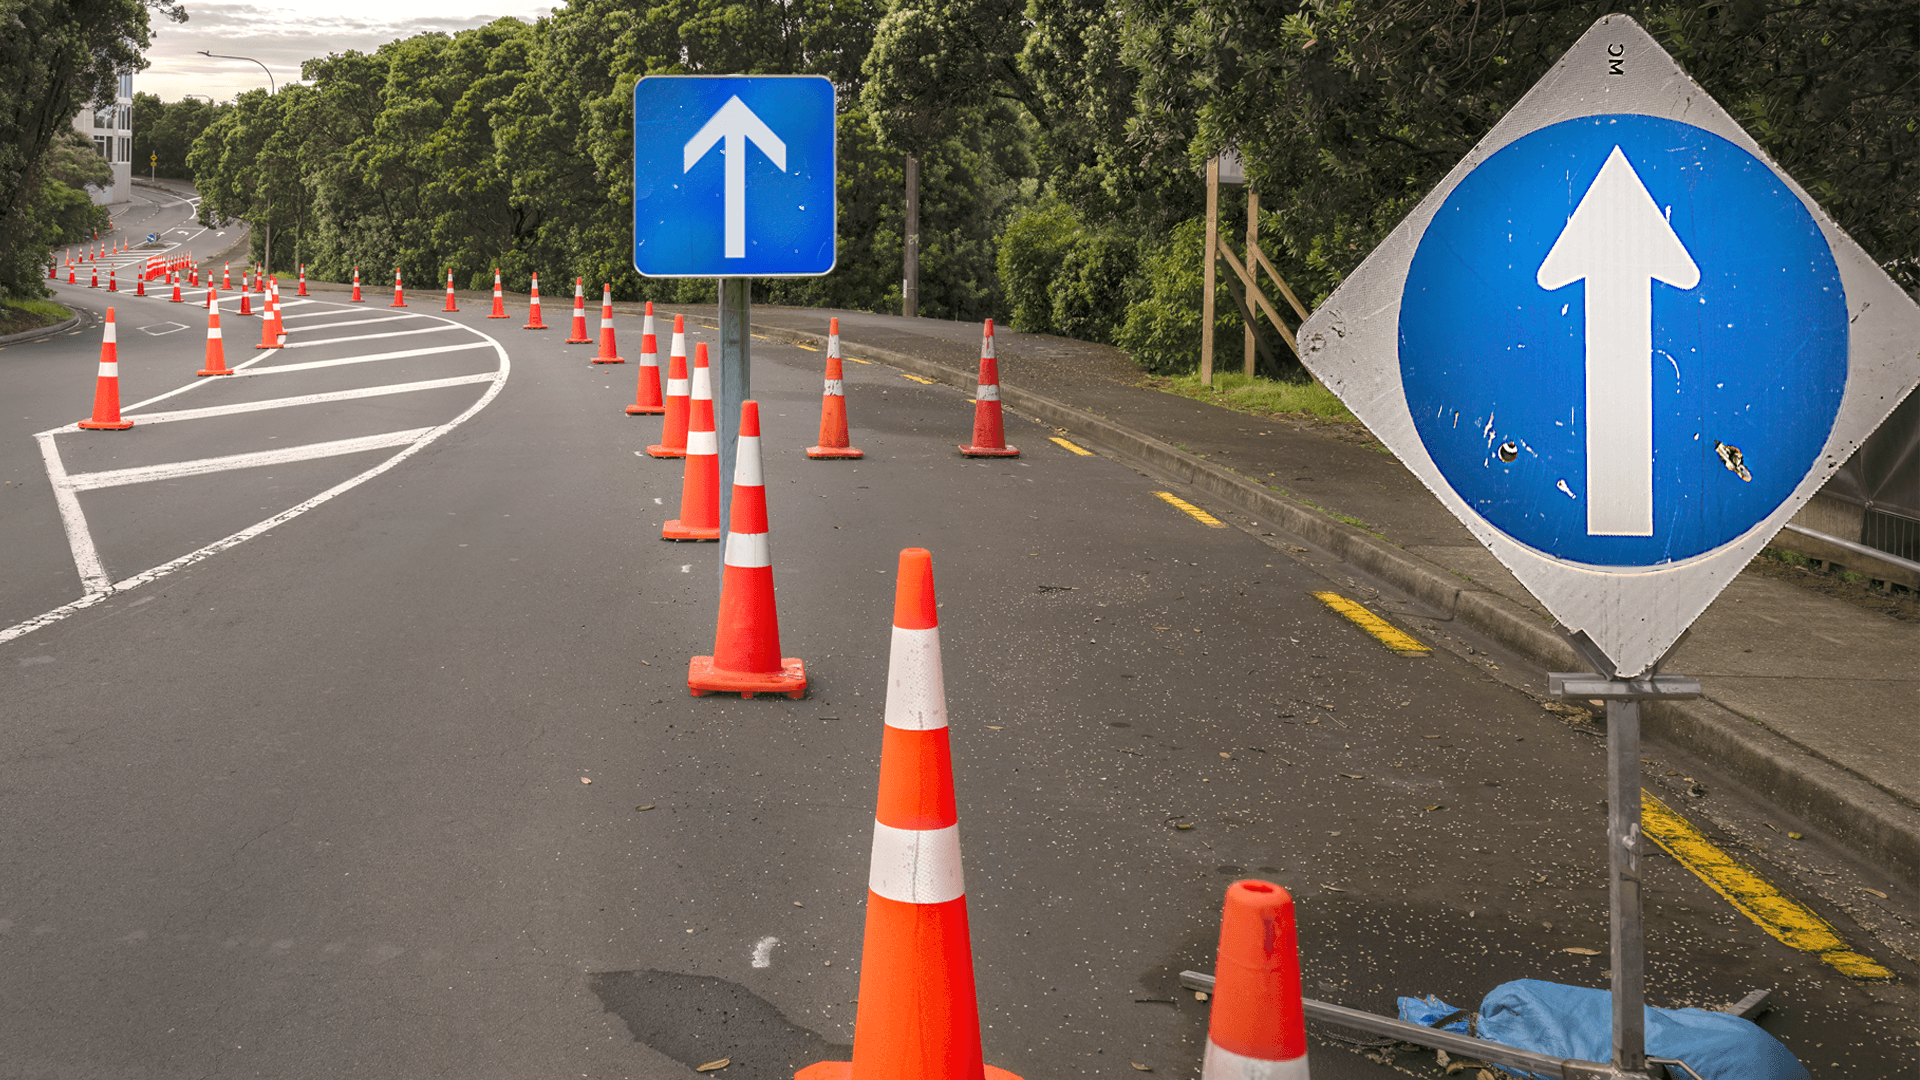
[
  {"left": 487, "top": 268, "right": 508, "bottom": 318},
  {"left": 298, "top": 264, "right": 309, "bottom": 296},
  {"left": 646, "top": 315, "right": 691, "bottom": 457},
  {"left": 626, "top": 301, "right": 665, "bottom": 415},
  {"left": 806, "top": 318, "right": 862, "bottom": 459},
  {"left": 591, "top": 283, "right": 623, "bottom": 363},
  {"left": 351, "top": 266, "right": 364, "bottom": 302},
  {"left": 523, "top": 272, "right": 547, "bottom": 329},
  {"left": 662, "top": 343, "right": 720, "bottom": 541},
  {"left": 443, "top": 268, "right": 459, "bottom": 311},
  {"left": 77, "top": 309, "right": 133, "bottom": 430},
  {"left": 1200, "top": 881, "right": 1310, "bottom": 1080},
  {"left": 199, "top": 292, "right": 232, "bottom": 376},
  {"left": 688, "top": 400, "right": 805, "bottom": 698},
  {"left": 796, "top": 548, "right": 1020, "bottom": 1080},
  {"left": 960, "top": 318, "right": 1018, "bottom": 457},
  {"left": 390, "top": 268, "right": 407, "bottom": 308},
  {"left": 565, "top": 277, "right": 591, "bottom": 344}
]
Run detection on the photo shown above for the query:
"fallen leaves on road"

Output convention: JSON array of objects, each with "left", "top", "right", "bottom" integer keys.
[
  {"left": 635, "top": 804, "right": 655, "bottom": 812},
  {"left": 695, "top": 1059, "right": 730, "bottom": 1073},
  {"left": 1338, "top": 773, "right": 1365, "bottom": 779},
  {"left": 580, "top": 777, "right": 592, "bottom": 784},
  {"left": 1424, "top": 804, "right": 1445, "bottom": 812},
  {"left": 1858, "top": 887, "right": 1888, "bottom": 899},
  {"left": 1562, "top": 947, "right": 1601, "bottom": 955},
  {"left": 1131, "top": 1063, "right": 1153, "bottom": 1072}
]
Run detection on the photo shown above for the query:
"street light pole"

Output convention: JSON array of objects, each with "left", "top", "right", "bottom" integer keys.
[{"left": 198, "top": 51, "right": 275, "bottom": 275}]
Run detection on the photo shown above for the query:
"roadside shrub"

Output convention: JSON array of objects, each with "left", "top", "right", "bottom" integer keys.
[
  {"left": 1114, "top": 217, "right": 1242, "bottom": 374},
  {"left": 995, "top": 194, "right": 1078, "bottom": 333}
]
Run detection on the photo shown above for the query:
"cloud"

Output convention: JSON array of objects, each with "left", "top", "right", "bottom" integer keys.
[{"left": 137, "top": 0, "right": 557, "bottom": 101}]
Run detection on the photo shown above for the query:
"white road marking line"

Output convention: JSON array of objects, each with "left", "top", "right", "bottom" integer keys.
[
  {"left": 278, "top": 309, "right": 411, "bottom": 324},
  {"left": 35, "top": 434, "right": 108, "bottom": 593},
  {"left": 751, "top": 936, "right": 779, "bottom": 968},
  {"left": 66, "top": 429, "right": 436, "bottom": 491},
  {"left": 280, "top": 324, "right": 457, "bottom": 349},
  {"left": 125, "top": 374, "right": 498, "bottom": 425},
  {"left": 237, "top": 340, "right": 493, "bottom": 377}
]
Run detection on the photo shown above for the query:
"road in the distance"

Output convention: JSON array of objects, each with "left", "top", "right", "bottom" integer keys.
[{"left": 1, "top": 273, "right": 1910, "bottom": 1075}]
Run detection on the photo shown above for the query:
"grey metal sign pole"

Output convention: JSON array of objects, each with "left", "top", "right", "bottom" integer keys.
[{"left": 715, "top": 276, "right": 751, "bottom": 585}]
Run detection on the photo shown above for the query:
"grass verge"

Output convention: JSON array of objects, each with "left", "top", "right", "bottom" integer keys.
[
  {"left": 1146, "top": 371, "right": 1356, "bottom": 421},
  {"left": 1, "top": 298, "right": 73, "bottom": 338}
]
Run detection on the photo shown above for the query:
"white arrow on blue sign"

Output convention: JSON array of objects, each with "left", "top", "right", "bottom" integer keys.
[
  {"left": 1298, "top": 15, "right": 1920, "bottom": 676},
  {"left": 633, "top": 76, "right": 836, "bottom": 278}
]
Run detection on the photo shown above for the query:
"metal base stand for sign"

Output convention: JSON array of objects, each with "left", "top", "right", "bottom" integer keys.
[{"left": 1172, "top": 630, "right": 1782, "bottom": 1080}]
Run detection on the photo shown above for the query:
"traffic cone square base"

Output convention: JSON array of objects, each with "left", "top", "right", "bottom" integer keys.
[
  {"left": 806, "top": 444, "right": 863, "bottom": 459},
  {"left": 626, "top": 403, "right": 665, "bottom": 416},
  {"left": 77, "top": 418, "right": 133, "bottom": 430},
  {"left": 687, "top": 656, "right": 806, "bottom": 699},
  {"left": 660, "top": 519, "right": 720, "bottom": 542},
  {"left": 959, "top": 443, "right": 1020, "bottom": 457},
  {"left": 797, "top": 1064, "right": 1024, "bottom": 1080},
  {"left": 645, "top": 444, "right": 687, "bottom": 459}
]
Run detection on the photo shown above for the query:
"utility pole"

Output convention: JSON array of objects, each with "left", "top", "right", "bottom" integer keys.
[{"left": 902, "top": 154, "right": 920, "bottom": 318}]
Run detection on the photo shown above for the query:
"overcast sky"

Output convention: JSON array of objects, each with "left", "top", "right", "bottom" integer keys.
[{"left": 139, "top": 0, "right": 557, "bottom": 102}]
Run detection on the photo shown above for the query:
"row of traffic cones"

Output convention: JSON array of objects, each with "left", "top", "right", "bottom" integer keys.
[{"left": 71, "top": 282, "right": 294, "bottom": 426}]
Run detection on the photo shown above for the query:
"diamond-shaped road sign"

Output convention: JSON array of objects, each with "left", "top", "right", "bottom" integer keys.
[
  {"left": 1297, "top": 15, "right": 1920, "bottom": 678},
  {"left": 632, "top": 75, "right": 836, "bottom": 278}
]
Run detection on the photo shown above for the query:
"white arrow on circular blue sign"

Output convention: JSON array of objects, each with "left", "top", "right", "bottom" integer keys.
[
  {"left": 633, "top": 76, "right": 836, "bottom": 278},
  {"left": 1298, "top": 16, "right": 1919, "bottom": 676}
]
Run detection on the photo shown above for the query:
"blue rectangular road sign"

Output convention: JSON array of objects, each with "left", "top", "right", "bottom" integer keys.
[{"left": 633, "top": 75, "right": 836, "bottom": 278}]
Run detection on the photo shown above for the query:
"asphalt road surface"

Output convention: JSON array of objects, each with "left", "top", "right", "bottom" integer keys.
[{"left": 2, "top": 195, "right": 1911, "bottom": 1078}]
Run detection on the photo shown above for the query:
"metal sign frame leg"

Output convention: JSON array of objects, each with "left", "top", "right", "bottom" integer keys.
[
  {"left": 715, "top": 276, "right": 750, "bottom": 586},
  {"left": 1608, "top": 697, "right": 1648, "bottom": 1073}
]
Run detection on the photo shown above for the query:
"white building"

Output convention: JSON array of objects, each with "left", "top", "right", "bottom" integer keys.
[{"left": 72, "top": 71, "right": 135, "bottom": 205}]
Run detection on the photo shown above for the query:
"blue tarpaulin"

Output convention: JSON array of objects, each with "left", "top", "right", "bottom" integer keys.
[{"left": 1398, "top": 980, "right": 1808, "bottom": 1080}]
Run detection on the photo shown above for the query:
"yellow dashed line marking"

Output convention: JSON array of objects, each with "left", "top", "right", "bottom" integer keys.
[
  {"left": 844, "top": 356, "right": 872, "bottom": 364},
  {"left": 1050, "top": 437, "right": 1093, "bottom": 456},
  {"left": 795, "top": 343, "right": 818, "bottom": 351},
  {"left": 1310, "top": 592, "right": 1429, "bottom": 655},
  {"left": 899, "top": 373, "right": 935, "bottom": 384},
  {"left": 1153, "top": 491, "right": 1227, "bottom": 529},
  {"left": 1640, "top": 792, "right": 1892, "bottom": 979}
]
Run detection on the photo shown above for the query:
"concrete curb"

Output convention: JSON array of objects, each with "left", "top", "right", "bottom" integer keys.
[
  {"left": 675, "top": 311, "right": 1920, "bottom": 877},
  {"left": 0, "top": 313, "right": 83, "bottom": 348}
]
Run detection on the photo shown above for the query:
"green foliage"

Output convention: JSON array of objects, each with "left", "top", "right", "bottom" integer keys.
[
  {"left": 1114, "top": 217, "right": 1242, "bottom": 374},
  {"left": 996, "top": 195, "right": 1079, "bottom": 332},
  {"left": 995, "top": 192, "right": 1139, "bottom": 343},
  {"left": 1153, "top": 370, "right": 1355, "bottom": 421},
  {"left": 131, "top": 93, "right": 224, "bottom": 179}
]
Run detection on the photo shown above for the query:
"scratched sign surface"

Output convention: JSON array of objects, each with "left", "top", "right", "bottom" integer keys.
[{"left": 1296, "top": 15, "right": 1920, "bottom": 676}]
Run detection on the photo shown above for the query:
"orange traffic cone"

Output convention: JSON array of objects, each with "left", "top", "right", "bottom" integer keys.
[
  {"left": 591, "top": 283, "right": 623, "bottom": 363},
  {"left": 647, "top": 315, "right": 691, "bottom": 457},
  {"left": 238, "top": 271, "right": 253, "bottom": 316},
  {"left": 806, "top": 318, "right": 862, "bottom": 458},
  {"left": 663, "top": 344, "right": 721, "bottom": 541},
  {"left": 1200, "top": 881, "right": 1310, "bottom": 1080},
  {"left": 523, "top": 272, "right": 547, "bottom": 329},
  {"left": 390, "top": 268, "right": 407, "bottom": 308},
  {"left": 107, "top": 267, "right": 117, "bottom": 292},
  {"left": 271, "top": 281, "right": 288, "bottom": 347},
  {"left": 133, "top": 270, "right": 145, "bottom": 297},
  {"left": 253, "top": 266, "right": 264, "bottom": 294},
  {"left": 255, "top": 287, "right": 281, "bottom": 350},
  {"left": 688, "top": 400, "right": 806, "bottom": 697},
  {"left": 351, "top": 265, "right": 364, "bottom": 302},
  {"left": 298, "top": 263, "right": 309, "bottom": 296},
  {"left": 797, "top": 548, "right": 1022, "bottom": 1080},
  {"left": 565, "top": 277, "right": 591, "bottom": 343},
  {"left": 188, "top": 264, "right": 199, "bottom": 287},
  {"left": 77, "top": 309, "right": 133, "bottom": 430},
  {"left": 49, "top": 253, "right": 57, "bottom": 279},
  {"left": 443, "top": 268, "right": 459, "bottom": 311},
  {"left": 67, "top": 264, "right": 76, "bottom": 285},
  {"left": 198, "top": 291, "right": 232, "bottom": 376},
  {"left": 223, "top": 263, "right": 232, "bottom": 290},
  {"left": 89, "top": 266, "right": 99, "bottom": 289},
  {"left": 625, "top": 301, "right": 665, "bottom": 415},
  {"left": 960, "top": 318, "right": 1018, "bottom": 457},
  {"left": 167, "top": 272, "right": 182, "bottom": 303},
  {"left": 487, "top": 268, "right": 508, "bottom": 318}
]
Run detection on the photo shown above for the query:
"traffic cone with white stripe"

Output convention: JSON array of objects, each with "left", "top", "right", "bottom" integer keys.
[
  {"left": 256, "top": 286, "right": 282, "bottom": 350},
  {"left": 67, "top": 263, "right": 76, "bottom": 285},
  {"left": 1200, "top": 881, "right": 1310, "bottom": 1080},
  {"left": 487, "top": 268, "right": 508, "bottom": 318},
  {"left": 133, "top": 269, "right": 145, "bottom": 297},
  {"left": 168, "top": 272, "right": 182, "bottom": 303},
  {"left": 107, "top": 267, "right": 117, "bottom": 292},
  {"left": 523, "top": 272, "right": 547, "bottom": 329},
  {"left": 591, "top": 283, "right": 623, "bottom": 363},
  {"left": 390, "top": 268, "right": 407, "bottom": 308},
  {"left": 49, "top": 253, "right": 57, "bottom": 279},
  {"left": 223, "top": 263, "right": 232, "bottom": 290},
  {"left": 298, "top": 264, "right": 309, "bottom": 296},
  {"left": 566, "top": 277, "right": 591, "bottom": 343},
  {"left": 688, "top": 400, "right": 806, "bottom": 698},
  {"left": 959, "top": 319, "right": 1018, "bottom": 457},
  {"left": 796, "top": 547, "right": 1019, "bottom": 1080},
  {"left": 626, "top": 301, "right": 665, "bottom": 415},
  {"left": 271, "top": 280, "right": 288, "bottom": 347},
  {"left": 77, "top": 309, "right": 133, "bottom": 430},
  {"left": 662, "top": 343, "right": 721, "bottom": 541},
  {"left": 647, "top": 315, "right": 691, "bottom": 457},
  {"left": 90, "top": 266, "right": 99, "bottom": 289},
  {"left": 806, "top": 318, "right": 862, "bottom": 459},
  {"left": 443, "top": 268, "right": 459, "bottom": 311},
  {"left": 238, "top": 271, "right": 253, "bottom": 316},
  {"left": 351, "top": 266, "right": 364, "bottom": 302},
  {"left": 198, "top": 291, "right": 232, "bottom": 376}
]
